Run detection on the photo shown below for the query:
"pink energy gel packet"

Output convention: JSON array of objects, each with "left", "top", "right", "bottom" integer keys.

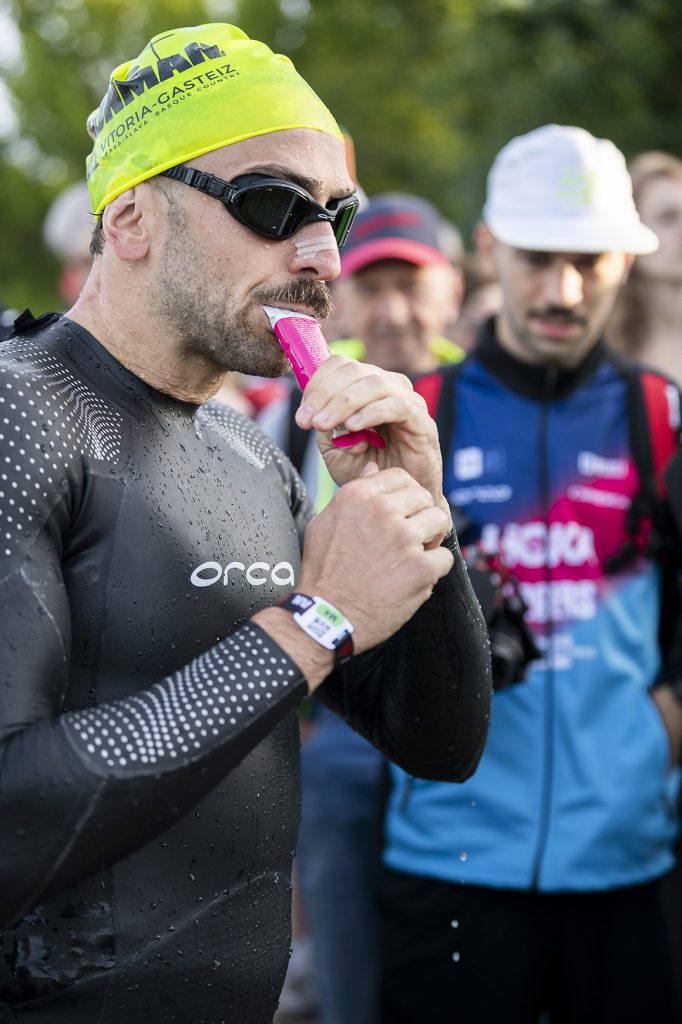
[{"left": 263, "top": 305, "right": 386, "bottom": 450}]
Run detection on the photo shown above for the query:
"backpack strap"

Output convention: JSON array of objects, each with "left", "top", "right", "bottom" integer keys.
[
  {"left": 639, "top": 370, "right": 679, "bottom": 496},
  {"left": 626, "top": 367, "right": 679, "bottom": 527},
  {"left": 607, "top": 363, "right": 681, "bottom": 571},
  {"left": 413, "top": 361, "right": 462, "bottom": 448},
  {"left": 413, "top": 362, "right": 481, "bottom": 539},
  {"left": 632, "top": 371, "right": 682, "bottom": 684},
  {"left": 412, "top": 371, "right": 443, "bottom": 420}
]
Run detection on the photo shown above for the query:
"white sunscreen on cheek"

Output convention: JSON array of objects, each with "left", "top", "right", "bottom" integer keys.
[{"left": 262, "top": 305, "right": 386, "bottom": 451}]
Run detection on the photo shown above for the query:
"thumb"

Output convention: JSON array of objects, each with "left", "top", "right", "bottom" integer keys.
[{"left": 359, "top": 462, "right": 380, "bottom": 477}]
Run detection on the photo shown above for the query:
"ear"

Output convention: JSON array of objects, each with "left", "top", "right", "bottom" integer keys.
[
  {"left": 620, "top": 252, "right": 636, "bottom": 285},
  {"left": 473, "top": 221, "right": 500, "bottom": 276},
  {"left": 101, "top": 187, "right": 151, "bottom": 262}
]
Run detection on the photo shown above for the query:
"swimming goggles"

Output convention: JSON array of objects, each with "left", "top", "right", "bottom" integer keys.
[{"left": 160, "top": 166, "right": 359, "bottom": 247}]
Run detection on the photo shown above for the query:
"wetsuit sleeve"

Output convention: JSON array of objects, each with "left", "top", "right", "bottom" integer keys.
[
  {"left": 0, "top": 391, "right": 310, "bottom": 927},
  {"left": 315, "top": 529, "right": 493, "bottom": 782},
  {"left": 272, "top": 429, "right": 492, "bottom": 784}
]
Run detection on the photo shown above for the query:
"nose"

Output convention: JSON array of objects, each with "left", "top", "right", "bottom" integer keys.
[
  {"left": 546, "top": 261, "right": 584, "bottom": 307},
  {"left": 290, "top": 222, "right": 341, "bottom": 281},
  {"left": 373, "top": 287, "right": 412, "bottom": 326}
]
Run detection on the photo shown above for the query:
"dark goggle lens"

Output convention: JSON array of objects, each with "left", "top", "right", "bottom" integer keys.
[
  {"left": 233, "top": 185, "right": 308, "bottom": 239},
  {"left": 334, "top": 201, "right": 358, "bottom": 248}
]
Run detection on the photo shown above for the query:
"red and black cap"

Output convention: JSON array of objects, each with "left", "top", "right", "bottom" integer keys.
[{"left": 340, "top": 192, "right": 460, "bottom": 277}]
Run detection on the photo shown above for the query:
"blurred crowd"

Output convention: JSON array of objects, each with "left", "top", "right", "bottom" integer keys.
[{"left": 3, "top": 118, "right": 682, "bottom": 1024}]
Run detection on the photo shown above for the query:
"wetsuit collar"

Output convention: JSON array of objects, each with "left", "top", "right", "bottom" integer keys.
[
  {"left": 475, "top": 315, "right": 606, "bottom": 400},
  {"left": 60, "top": 315, "right": 201, "bottom": 417}
]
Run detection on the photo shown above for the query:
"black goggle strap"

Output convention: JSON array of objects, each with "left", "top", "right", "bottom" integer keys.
[{"left": 160, "top": 165, "right": 236, "bottom": 202}]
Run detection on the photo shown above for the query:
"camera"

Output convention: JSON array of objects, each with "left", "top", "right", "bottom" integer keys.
[{"left": 464, "top": 547, "right": 540, "bottom": 691}]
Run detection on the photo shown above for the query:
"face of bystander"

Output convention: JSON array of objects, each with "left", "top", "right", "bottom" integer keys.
[
  {"left": 479, "top": 228, "right": 632, "bottom": 369},
  {"left": 341, "top": 258, "right": 462, "bottom": 375},
  {"left": 634, "top": 174, "right": 682, "bottom": 285}
]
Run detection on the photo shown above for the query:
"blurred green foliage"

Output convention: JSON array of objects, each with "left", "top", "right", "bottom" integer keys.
[{"left": 1, "top": 0, "right": 681, "bottom": 313}]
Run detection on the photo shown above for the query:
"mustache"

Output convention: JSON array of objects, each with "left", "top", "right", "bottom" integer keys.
[
  {"left": 258, "top": 279, "right": 334, "bottom": 320},
  {"left": 529, "top": 306, "right": 587, "bottom": 327}
]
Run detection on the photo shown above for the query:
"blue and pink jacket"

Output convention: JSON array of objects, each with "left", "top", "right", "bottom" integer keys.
[{"left": 385, "top": 322, "right": 681, "bottom": 892}]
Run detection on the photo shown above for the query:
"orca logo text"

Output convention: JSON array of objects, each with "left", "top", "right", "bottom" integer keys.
[{"left": 190, "top": 560, "right": 295, "bottom": 588}]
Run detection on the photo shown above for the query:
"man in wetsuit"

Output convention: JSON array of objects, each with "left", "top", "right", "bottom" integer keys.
[{"left": 0, "top": 23, "right": 491, "bottom": 1024}]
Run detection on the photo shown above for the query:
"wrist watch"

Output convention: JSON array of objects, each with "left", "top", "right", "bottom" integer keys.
[{"left": 275, "top": 593, "right": 355, "bottom": 667}]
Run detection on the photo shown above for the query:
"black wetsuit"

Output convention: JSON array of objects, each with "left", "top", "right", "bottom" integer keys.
[{"left": 0, "top": 314, "right": 491, "bottom": 1023}]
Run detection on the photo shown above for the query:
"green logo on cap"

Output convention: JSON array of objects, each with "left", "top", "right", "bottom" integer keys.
[{"left": 556, "top": 168, "right": 595, "bottom": 210}]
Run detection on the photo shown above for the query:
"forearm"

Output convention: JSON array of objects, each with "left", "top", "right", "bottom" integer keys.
[
  {"left": 252, "top": 605, "right": 336, "bottom": 690},
  {"left": 316, "top": 531, "right": 492, "bottom": 781},
  {"left": 0, "top": 622, "right": 307, "bottom": 925}
]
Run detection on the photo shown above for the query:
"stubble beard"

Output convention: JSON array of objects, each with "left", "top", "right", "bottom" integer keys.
[
  {"left": 504, "top": 306, "right": 593, "bottom": 370},
  {"left": 154, "top": 223, "right": 334, "bottom": 378},
  {"left": 162, "top": 283, "right": 290, "bottom": 378},
  {"left": 153, "top": 244, "right": 289, "bottom": 377}
]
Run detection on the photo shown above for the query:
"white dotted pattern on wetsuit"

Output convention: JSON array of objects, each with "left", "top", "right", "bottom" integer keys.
[
  {"left": 197, "top": 401, "right": 283, "bottom": 471},
  {"left": 0, "top": 336, "right": 123, "bottom": 559},
  {"left": 63, "top": 624, "right": 300, "bottom": 772}
]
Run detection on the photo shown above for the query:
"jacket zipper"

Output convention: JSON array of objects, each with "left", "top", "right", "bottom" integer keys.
[{"left": 530, "top": 367, "right": 557, "bottom": 889}]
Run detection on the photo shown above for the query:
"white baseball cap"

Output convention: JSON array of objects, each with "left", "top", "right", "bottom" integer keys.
[{"left": 483, "top": 124, "right": 659, "bottom": 255}]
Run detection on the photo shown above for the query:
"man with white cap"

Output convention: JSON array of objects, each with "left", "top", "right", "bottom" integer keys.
[
  {"left": 380, "top": 124, "right": 682, "bottom": 1023},
  {"left": 0, "top": 24, "right": 492, "bottom": 1024}
]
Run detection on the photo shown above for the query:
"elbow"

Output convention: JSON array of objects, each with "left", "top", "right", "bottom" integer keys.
[
  {"left": 390, "top": 710, "right": 491, "bottom": 784},
  {"left": 449, "top": 731, "right": 488, "bottom": 783},
  {"left": 412, "top": 740, "right": 487, "bottom": 784},
  {"left": 426, "top": 676, "right": 492, "bottom": 783}
]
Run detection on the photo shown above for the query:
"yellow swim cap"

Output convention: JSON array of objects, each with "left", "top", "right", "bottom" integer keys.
[{"left": 86, "top": 23, "right": 342, "bottom": 215}]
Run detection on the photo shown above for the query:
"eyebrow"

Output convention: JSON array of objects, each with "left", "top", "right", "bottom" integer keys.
[{"left": 242, "top": 163, "right": 356, "bottom": 202}]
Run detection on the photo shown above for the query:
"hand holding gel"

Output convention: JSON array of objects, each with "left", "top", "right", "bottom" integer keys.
[{"left": 263, "top": 305, "right": 386, "bottom": 450}]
